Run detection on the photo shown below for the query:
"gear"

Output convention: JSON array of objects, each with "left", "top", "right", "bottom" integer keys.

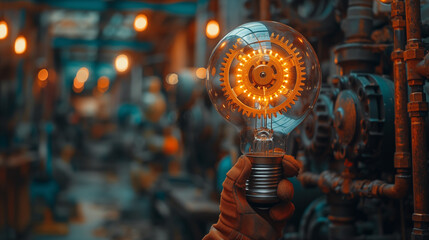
[{"left": 220, "top": 33, "right": 306, "bottom": 118}]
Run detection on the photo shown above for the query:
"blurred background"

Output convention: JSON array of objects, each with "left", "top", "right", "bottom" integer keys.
[
  {"left": 0, "top": 1, "right": 250, "bottom": 239},
  {"left": 1, "top": 0, "right": 428, "bottom": 240}
]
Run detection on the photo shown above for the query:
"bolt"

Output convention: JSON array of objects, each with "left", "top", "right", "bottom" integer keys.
[{"left": 334, "top": 108, "right": 345, "bottom": 129}]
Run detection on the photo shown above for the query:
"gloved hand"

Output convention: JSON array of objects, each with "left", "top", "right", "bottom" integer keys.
[{"left": 204, "top": 155, "right": 300, "bottom": 240}]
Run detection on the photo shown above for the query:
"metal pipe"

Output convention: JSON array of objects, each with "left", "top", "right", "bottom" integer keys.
[
  {"left": 259, "top": 0, "right": 270, "bottom": 20},
  {"left": 415, "top": 54, "right": 429, "bottom": 78},
  {"left": 404, "top": 0, "right": 429, "bottom": 238},
  {"left": 299, "top": 171, "right": 409, "bottom": 199},
  {"left": 391, "top": 2, "right": 411, "bottom": 239}
]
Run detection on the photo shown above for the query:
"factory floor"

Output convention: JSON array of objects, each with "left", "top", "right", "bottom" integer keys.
[{"left": 33, "top": 162, "right": 167, "bottom": 240}]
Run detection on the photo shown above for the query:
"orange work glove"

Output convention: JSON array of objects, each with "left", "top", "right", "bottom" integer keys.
[{"left": 203, "top": 155, "right": 300, "bottom": 240}]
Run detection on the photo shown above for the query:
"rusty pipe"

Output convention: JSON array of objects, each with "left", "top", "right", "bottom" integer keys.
[
  {"left": 415, "top": 53, "right": 429, "bottom": 78},
  {"left": 259, "top": 0, "right": 271, "bottom": 20},
  {"left": 299, "top": 171, "right": 409, "bottom": 199},
  {"left": 391, "top": 3, "right": 412, "bottom": 239},
  {"left": 404, "top": 0, "right": 429, "bottom": 239}
]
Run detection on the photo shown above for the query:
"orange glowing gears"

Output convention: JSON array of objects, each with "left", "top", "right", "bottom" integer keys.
[{"left": 219, "top": 33, "right": 306, "bottom": 118}]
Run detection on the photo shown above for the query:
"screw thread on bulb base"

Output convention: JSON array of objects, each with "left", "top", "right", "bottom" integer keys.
[{"left": 245, "top": 153, "right": 283, "bottom": 209}]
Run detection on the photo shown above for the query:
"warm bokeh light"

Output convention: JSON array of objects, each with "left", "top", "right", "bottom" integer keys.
[
  {"left": 166, "top": 73, "right": 179, "bottom": 85},
  {"left": 134, "top": 13, "right": 148, "bottom": 32},
  {"left": 115, "top": 54, "right": 129, "bottom": 72},
  {"left": 196, "top": 67, "right": 207, "bottom": 79},
  {"left": 97, "top": 76, "right": 110, "bottom": 93},
  {"left": 0, "top": 20, "right": 8, "bottom": 40},
  {"left": 73, "top": 78, "right": 85, "bottom": 93},
  {"left": 206, "top": 20, "right": 220, "bottom": 39},
  {"left": 14, "top": 35, "right": 27, "bottom": 54},
  {"left": 76, "top": 67, "right": 89, "bottom": 82},
  {"left": 38, "top": 68, "right": 49, "bottom": 81}
]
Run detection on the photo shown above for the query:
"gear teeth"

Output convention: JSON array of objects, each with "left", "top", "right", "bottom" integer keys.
[{"left": 218, "top": 32, "right": 307, "bottom": 117}]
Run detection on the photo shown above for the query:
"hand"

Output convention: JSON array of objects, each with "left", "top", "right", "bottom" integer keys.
[{"left": 204, "top": 155, "right": 300, "bottom": 240}]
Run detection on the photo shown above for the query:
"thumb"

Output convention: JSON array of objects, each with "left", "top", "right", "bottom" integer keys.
[{"left": 226, "top": 155, "right": 252, "bottom": 188}]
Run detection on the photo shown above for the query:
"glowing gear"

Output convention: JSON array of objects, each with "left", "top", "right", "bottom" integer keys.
[{"left": 219, "top": 33, "right": 306, "bottom": 118}]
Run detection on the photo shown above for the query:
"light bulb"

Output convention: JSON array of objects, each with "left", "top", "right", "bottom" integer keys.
[{"left": 207, "top": 21, "right": 321, "bottom": 208}]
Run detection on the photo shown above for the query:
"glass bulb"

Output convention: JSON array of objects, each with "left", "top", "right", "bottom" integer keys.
[
  {"left": 207, "top": 21, "right": 321, "bottom": 155},
  {"left": 206, "top": 21, "right": 321, "bottom": 208}
]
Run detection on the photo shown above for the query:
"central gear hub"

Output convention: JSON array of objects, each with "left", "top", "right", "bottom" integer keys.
[
  {"left": 219, "top": 33, "right": 307, "bottom": 118},
  {"left": 252, "top": 64, "right": 274, "bottom": 86}
]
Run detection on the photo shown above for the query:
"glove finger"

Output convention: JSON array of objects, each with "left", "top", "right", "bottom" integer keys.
[
  {"left": 282, "top": 155, "right": 301, "bottom": 178},
  {"left": 225, "top": 155, "right": 252, "bottom": 188},
  {"left": 277, "top": 179, "right": 294, "bottom": 201},
  {"left": 269, "top": 201, "right": 295, "bottom": 222}
]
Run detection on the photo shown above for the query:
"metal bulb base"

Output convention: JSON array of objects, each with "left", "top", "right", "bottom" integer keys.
[{"left": 245, "top": 153, "right": 283, "bottom": 209}]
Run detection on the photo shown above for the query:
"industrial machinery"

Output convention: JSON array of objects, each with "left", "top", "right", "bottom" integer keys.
[{"left": 212, "top": 0, "right": 429, "bottom": 239}]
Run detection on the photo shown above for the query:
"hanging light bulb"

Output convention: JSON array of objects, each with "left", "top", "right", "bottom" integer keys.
[
  {"left": 206, "top": 20, "right": 220, "bottom": 39},
  {"left": 0, "top": 20, "right": 8, "bottom": 40},
  {"left": 76, "top": 67, "right": 89, "bottom": 82},
  {"left": 97, "top": 76, "right": 110, "bottom": 93},
  {"left": 14, "top": 35, "right": 27, "bottom": 54},
  {"left": 115, "top": 54, "right": 129, "bottom": 73},
  {"left": 38, "top": 68, "right": 49, "bottom": 81},
  {"left": 134, "top": 13, "right": 148, "bottom": 32},
  {"left": 207, "top": 21, "right": 321, "bottom": 208}
]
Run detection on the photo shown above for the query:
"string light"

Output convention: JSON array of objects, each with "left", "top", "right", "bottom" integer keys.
[
  {"left": 166, "top": 73, "right": 179, "bottom": 85},
  {"left": 134, "top": 13, "right": 148, "bottom": 32},
  {"left": 206, "top": 20, "right": 220, "bottom": 39},
  {"left": 0, "top": 20, "right": 8, "bottom": 40},
  {"left": 38, "top": 69, "right": 49, "bottom": 81},
  {"left": 196, "top": 67, "right": 207, "bottom": 79},
  {"left": 97, "top": 76, "right": 110, "bottom": 93},
  {"left": 115, "top": 54, "right": 129, "bottom": 73},
  {"left": 76, "top": 67, "right": 89, "bottom": 82},
  {"left": 14, "top": 35, "right": 27, "bottom": 54}
]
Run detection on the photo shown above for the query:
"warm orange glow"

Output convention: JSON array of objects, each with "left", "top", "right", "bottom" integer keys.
[
  {"left": 76, "top": 67, "right": 89, "bottom": 82},
  {"left": 166, "top": 73, "right": 178, "bottom": 85},
  {"left": 235, "top": 49, "right": 290, "bottom": 103},
  {"left": 196, "top": 67, "right": 207, "bottom": 79},
  {"left": 206, "top": 20, "right": 220, "bottom": 39},
  {"left": 115, "top": 54, "right": 129, "bottom": 72},
  {"left": 73, "top": 78, "right": 84, "bottom": 89},
  {"left": 38, "top": 69, "right": 49, "bottom": 81},
  {"left": 134, "top": 14, "right": 148, "bottom": 32},
  {"left": 14, "top": 35, "right": 27, "bottom": 54},
  {"left": 97, "top": 76, "right": 110, "bottom": 92},
  {"left": 73, "top": 78, "right": 85, "bottom": 93},
  {"left": 163, "top": 135, "right": 179, "bottom": 155},
  {"left": 0, "top": 21, "right": 8, "bottom": 40}
]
